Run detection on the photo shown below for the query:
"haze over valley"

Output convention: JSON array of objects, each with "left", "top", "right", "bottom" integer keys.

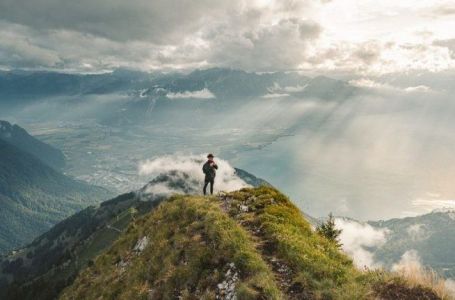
[{"left": 2, "top": 68, "right": 455, "bottom": 220}]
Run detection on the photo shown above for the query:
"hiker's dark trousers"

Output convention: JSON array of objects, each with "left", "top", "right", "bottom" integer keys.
[{"left": 203, "top": 178, "right": 214, "bottom": 195}]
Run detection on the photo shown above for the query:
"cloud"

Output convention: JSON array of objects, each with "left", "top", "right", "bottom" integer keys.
[
  {"left": 0, "top": 0, "right": 454, "bottom": 75},
  {"left": 411, "top": 198, "right": 455, "bottom": 214},
  {"left": 208, "top": 17, "right": 322, "bottom": 71},
  {"left": 352, "top": 42, "right": 381, "bottom": 65},
  {"left": 0, "top": 21, "right": 171, "bottom": 71},
  {"left": 404, "top": 85, "right": 432, "bottom": 93},
  {"left": 335, "top": 225, "right": 454, "bottom": 297},
  {"left": 392, "top": 250, "right": 455, "bottom": 298},
  {"left": 335, "top": 218, "right": 389, "bottom": 268},
  {"left": 434, "top": 39, "right": 455, "bottom": 59},
  {"left": 0, "top": 0, "right": 235, "bottom": 44},
  {"left": 349, "top": 78, "right": 433, "bottom": 94},
  {"left": 349, "top": 78, "right": 396, "bottom": 90},
  {"left": 262, "top": 93, "right": 290, "bottom": 99},
  {"left": 267, "top": 82, "right": 308, "bottom": 94},
  {"left": 392, "top": 249, "right": 422, "bottom": 272},
  {"left": 446, "top": 279, "right": 455, "bottom": 296},
  {"left": 166, "top": 88, "right": 215, "bottom": 99},
  {"left": 305, "top": 39, "right": 455, "bottom": 75},
  {"left": 138, "top": 154, "right": 249, "bottom": 194},
  {"left": 428, "top": 3, "right": 455, "bottom": 17},
  {"left": 0, "top": 0, "right": 323, "bottom": 71},
  {"left": 0, "top": 22, "right": 62, "bottom": 68},
  {"left": 406, "top": 224, "right": 427, "bottom": 241}
]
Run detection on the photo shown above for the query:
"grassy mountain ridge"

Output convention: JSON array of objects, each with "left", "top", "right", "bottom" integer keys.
[
  {"left": 61, "top": 187, "right": 444, "bottom": 300},
  {"left": 1, "top": 170, "right": 448, "bottom": 299},
  {"left": 0, "top": 169, "right": 268, "bottom": 300}
]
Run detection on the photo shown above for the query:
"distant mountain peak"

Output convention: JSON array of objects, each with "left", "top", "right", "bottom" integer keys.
[
  {"left": 0, "top": 120, "right": 65, "bottom": 170},
  {"left": 430, "top": 207, "right": 455, "bottom": 214},
  {"left": 0, "top": 138, "right": 111, "bottom": 253}
]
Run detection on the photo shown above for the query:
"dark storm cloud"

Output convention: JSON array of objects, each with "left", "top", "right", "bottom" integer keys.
[
  {"left": 0, "top": 22, "right": 62, "bottom": 68},
  {"left": 0, "top": 0, "right": 323, "bottom": 71},
  {"left": 0, "top": 0, "right": 233, "bottom": 43},
  {"left": 0, "top": 0, "right": 452, "bottom": 73}
]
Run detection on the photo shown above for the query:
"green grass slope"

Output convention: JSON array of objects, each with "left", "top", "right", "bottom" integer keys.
[
  {"left": 61, "top": 187, "right": 444, "bottom": 300},
  {"left": 0, "top": 170, "right": 272, "bottom": 300}
]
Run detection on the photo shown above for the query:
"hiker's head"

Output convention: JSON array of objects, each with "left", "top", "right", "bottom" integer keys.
[{"left": 207, "top": 153, "right": 214, "bottom": 161}]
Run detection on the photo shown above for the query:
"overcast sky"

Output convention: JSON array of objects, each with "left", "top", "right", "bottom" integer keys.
[{"left": 0, "top": 0, "right": 454, "bottom": 75}]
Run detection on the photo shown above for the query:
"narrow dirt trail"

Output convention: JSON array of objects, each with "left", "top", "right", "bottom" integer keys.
[{"left": 217, "top": 194, "right": 313, "bottom": 300}]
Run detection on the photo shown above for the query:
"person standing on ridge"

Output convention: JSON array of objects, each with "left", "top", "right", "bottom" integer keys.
[{"left": 202, "top": 153, "right": 218, "bottom": 195}]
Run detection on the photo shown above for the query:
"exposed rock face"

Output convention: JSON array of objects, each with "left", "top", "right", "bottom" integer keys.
[
  {"left": 216, "top": 263, "right": 239, "bottom": 300},
  {"left": 134, "top": 236, "right": 149, "bottom": 253}
]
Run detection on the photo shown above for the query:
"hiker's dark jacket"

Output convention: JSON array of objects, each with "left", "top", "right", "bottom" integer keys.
[{"left": 202, "top": 161, "right": 218, "bottom": 180}]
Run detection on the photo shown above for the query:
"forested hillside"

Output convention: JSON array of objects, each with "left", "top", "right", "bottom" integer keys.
[{"left": 0, "top": 139, "right": 111, "bottom": 253}]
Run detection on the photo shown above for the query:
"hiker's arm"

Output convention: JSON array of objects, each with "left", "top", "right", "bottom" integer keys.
[{"left": 213, "top": 163, "right": 218, "bottom": 169}]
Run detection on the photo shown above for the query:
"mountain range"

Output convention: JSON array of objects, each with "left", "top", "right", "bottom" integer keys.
[
  {"left": 369, "top": 210, "right": 455, "bottom": 278},
  {"left": 0, "top": 68, "right": 361, "bottom": 132},
  {"left": 0, "top": 68, "right": 356, "bottom": 102}
]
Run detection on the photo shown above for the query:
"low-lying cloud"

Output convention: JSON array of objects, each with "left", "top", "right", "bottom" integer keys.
[
  {"left": 391, "top": 250, "right": 455, "bottom": 297},
  {"left": 391, "top": 249, "right": 422, "bottom": 273},
  {"left": 335, "top": 219, "right": 455, "bottom": 296},
  {"left": 335, "top": 218, "right": 389, "bottom": 268},
  {"left": 138, "top": 154, "right": 249, "bottom": 195}
]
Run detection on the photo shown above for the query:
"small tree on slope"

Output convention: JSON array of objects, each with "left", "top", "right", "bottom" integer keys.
[{"left": 316, "top": 213, "right": 342, "bottom": 249}]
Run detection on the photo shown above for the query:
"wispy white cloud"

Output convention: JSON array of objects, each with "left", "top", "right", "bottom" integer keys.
[
  {"left": 166, "top": 88, "right": 215, "bottom": 99},
  {"left": 391, "top": 250, "right": 455, "bottom": 298},
  {"left": 446, "top": 279, "right": 455, "bottom": 296},
  {"left": 261, "top": 93, "right": 290, "bottom": 99},
  {"left": 391, "top": 249, "right": 422, "bottom": 273},
  {"left": 350, "top": 78, "right": 434, "bottom": 93},
  {"left": 404, "top": 85, "right": 432, "bottom": 93}
]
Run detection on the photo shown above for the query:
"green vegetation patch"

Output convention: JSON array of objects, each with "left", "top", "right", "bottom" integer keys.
[
  {"left": 223, "top": 186, "right": 380, "bottom": 299},
  {"left": 60, "top": 186, "right": 448, "bottom": 300},
  {"left": 60, "top": 195, "right": 281, "bottom": 300}
]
